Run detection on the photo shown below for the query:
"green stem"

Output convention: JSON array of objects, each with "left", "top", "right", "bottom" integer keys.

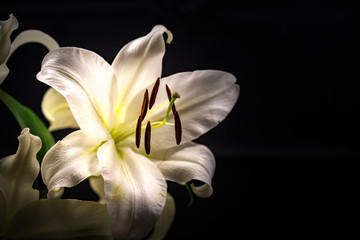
[
  {"left": 184, "top": 183, "right": 195, "bottom": 208},
  {"left": 151, "top": 96, "right": 178, "bottom": 129}
]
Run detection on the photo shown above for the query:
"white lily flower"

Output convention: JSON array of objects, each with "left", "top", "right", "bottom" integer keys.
[
  {"left": 42, "top": 87, "right": 176, "bottom": 239},
  {"left": 0, "top": 128, "right": 113, "bottom": 239},
  {"left": 0, "top": 14, "right": 59, "bottom": 84},
  {"left": 37, "top": 25, "right": 239, "bottom": 239}
]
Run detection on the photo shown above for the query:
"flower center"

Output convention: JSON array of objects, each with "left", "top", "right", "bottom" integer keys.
[{"left": 111, "top": 78, "right": 182, "bottom": 154}]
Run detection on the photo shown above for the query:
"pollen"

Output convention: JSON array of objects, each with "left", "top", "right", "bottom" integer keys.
[
  {"left": 145, "top": 121, "right": 151, "bottom": 154},
  {"left": 140, "top": 89, "right": 149, "bottom": 122},
  {"left": 135, "top": 116, "right": 142, "bottom": 148},
  {"left": 174, "top": 111, "right": 182, "bottom": 145}
]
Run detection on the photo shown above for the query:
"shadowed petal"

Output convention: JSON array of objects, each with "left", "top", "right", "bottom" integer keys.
[
  {"left": 150, "top": 142, "right": 215, "bottom": 198},
  {"left": 112, "top": 25, "right": 172, "bottom": 126},
  {"left": 8, "top": 29, "right": 59, "bottom": 57},
  {"left": 0, "top": 14, "right": 18, "bottom": 84},
  {"left": 146, "top": 193, "right": 176, "bottom": 240},
  {"left": 37, "top": 47, "right": 118, "bottom": 141},
  {"left": 1, "top": 28, "right": 59, "bottom": 84},
  {"left": 7, "top": 199, "right": 113, "bottom": 239},
  {"left": 41, "top": 130, "right": 101, "bottom": 199},
  {"left": 0, "top": 14, "right": 18, "bottom": 64},
  {"left": 89, "top": 176, "right": 106, "bottom": 204},
  {"left": 41, "top": 88, "right": 79, "bottom": 131},
  {"left": 0, "top": 192, "right": 5, "bottom": 234},
  {"left": 98, "top": 141, "right": 167, "bottom": 240},
  {"left": 0, "top": 128, "right": 41, "bottom": 225}
]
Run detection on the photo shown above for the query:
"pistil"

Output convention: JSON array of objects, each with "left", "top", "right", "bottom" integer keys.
[{"left": 165, "top": 84, "right": 177, "bottom": 114}]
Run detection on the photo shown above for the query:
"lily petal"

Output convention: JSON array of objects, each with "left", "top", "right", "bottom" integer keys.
[
  {"left": 0, "top": 14, "right": 18, "bottom": 84},
  {"left": 0, "top": 192, "right": 5, "bottom": 234},
  {"left": 41, "top": 87, "right": 79, "bottom": 131},
  {"left": 146, "top": 193, "right": 176, "bottom": 240},
  {"left": 8, "top": 29, "right": 59, "bottom": 58},
  {"left": 98, "top": 140, "right": 167, "bottom": 240},
  {"left": 150, "top": 142, "right": 215, "bottom": 198},
  {"left": 0, "top": 128, "right": 41, "bottom": 224},
  {"left": 1, "top": 28, "right": 59, "bottom": 85},
  {"left": 136, "top": 70, "right": 239, "bottom": 149},
  {"left": 0, "top": 63, "right": 9, "bottom": 86},
  {"left": 0, "top": 14, "right": 18, "bottom": 64},
  {"left": 7, "top": 199, "right": 113, "bottom": 239},
  {"left": 41, "top": 130, "right": 101, "bottom": 199},
  {"left": 112, "top": 25, "right": 173, "bottom": 125},
  {"left": 37, "top": 47, "right": 118, "bottom": 141},
  {"left": 89, "top": 176, "right": 106, "bottom": 204}
]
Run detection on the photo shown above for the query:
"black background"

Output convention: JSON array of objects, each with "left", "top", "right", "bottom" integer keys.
[{"left": 1, "top": 0, "right": 360, "bottom": 239}]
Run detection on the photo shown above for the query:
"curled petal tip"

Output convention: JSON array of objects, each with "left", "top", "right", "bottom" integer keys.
[
  {"left": 152, "top": 25, "right": 173, "bottom": 44},
  {"left": 165, "top": 29, "right": 173, "bottom": 44}
]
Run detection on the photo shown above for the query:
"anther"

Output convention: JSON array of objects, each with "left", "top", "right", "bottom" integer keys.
[
  {"left": 174, "top": 111, "right": 182, "bottom": 145},
  {"left": 140, "top": 89, "right": 149, "bottom": 122},
  {"left": 165, "top": 84, "right": 177, "bottom": 114},
  {"left": 165, "top": 84, "right": 172, "bottom": 101},
  {"left": 149, "top": 77, "right": 160, "bottom": 109},
  {"left": 135, "top": 116, "right": 142, "bottom": 148},
  {"left": 145, "top": 121, "right": 151, "bottom": 154}
]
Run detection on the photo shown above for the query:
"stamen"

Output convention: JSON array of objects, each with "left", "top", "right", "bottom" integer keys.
[
  {"left": 149, "top": 77, "right": 160, "bottom": 109},
  {"left": 165, "top": 84, "right": 172, "bottom": 101},
  {"left": 135, "top": 116, "right": 142, "bottom": 148},
  {"left": 165, "top": 84, "right": 177, "bottom": 114},
  {"left": 145, "top": 121, "right": 151, "bottom": 154},
  {"left": 140, "top": 89, "right": 149, "bottom": 122},
  {"left": 174, "top": 111, "right": 182, "bottom": 145}
]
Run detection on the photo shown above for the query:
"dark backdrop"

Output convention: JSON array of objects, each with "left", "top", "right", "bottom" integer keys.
[{"left": 1, "top": 0, "right": 360, "bottom": 239}]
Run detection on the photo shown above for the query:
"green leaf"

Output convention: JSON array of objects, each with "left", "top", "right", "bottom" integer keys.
[{"left": 0, "top": 88, "right": 55, "bottom": 161}]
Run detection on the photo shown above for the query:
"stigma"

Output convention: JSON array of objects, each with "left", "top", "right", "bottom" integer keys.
[{"left": 135, "top": 77, "right": 182, "bottom": 154}]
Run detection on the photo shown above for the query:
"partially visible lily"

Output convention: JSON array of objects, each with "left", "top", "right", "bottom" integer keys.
[
  {"left": 0, "top": 14, "right": 18, "bottom": 83},
  {"left": 37, "top": 25, "right": 239, "bottom": 239},
  {"left": 0, "top": 128, "right": 113, "bottom": 239},
  {"left": 0, "top": 14, "right": 59, "bottom": 84},
  {"left": 0, "top": 14, "right": 59, "bottom": 160}
]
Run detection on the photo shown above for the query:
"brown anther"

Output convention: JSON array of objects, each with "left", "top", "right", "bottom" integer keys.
[
  {"left": 174, "top": 111, "right": 182, "bottom": 145},
  {"left": 149, "top": 77, "right": 160, "bottom": 109},
  {"left": 165, "top": 84, "right": 177, "bottom": 114},
  {"left": 140, "top": 89, "right": 149, "bottom": 122},
  {"left": 165, "top": 84, "right": 172, "bottom": 101},
  {"left": 135, "top": 116, "right": 142, "bottom": 148},
  {"left": 145, "top": 121, "right": 151, "bottom": 154}
]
